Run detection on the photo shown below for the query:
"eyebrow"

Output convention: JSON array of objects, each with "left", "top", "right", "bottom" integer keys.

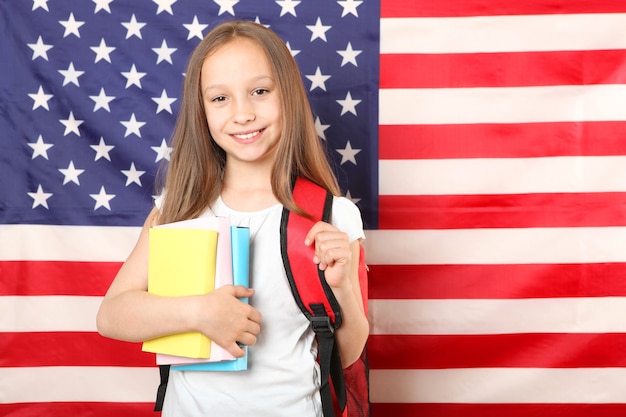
[{"left": 203, "top": 75, "right": 274, "bottom": 94}]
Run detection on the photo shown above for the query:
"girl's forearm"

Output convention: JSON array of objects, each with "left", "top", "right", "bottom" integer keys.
[
  {"left": 334, "top": 284, "right": 370, "bottom": 367},
  {"left": 97, "top": 290, "right": 199, "bottom": 343},
  {"left": 332, "top": 242, "right": 370, "bottom": 367}
]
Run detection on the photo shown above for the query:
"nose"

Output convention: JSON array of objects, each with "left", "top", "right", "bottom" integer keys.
[{"left": 233, "top": 97, "right": 255, "bottom": 124}]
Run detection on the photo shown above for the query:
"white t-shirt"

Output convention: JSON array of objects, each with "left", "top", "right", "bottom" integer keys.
[{"left": 160, "top": 195, "right": 365, "bottom": 417}]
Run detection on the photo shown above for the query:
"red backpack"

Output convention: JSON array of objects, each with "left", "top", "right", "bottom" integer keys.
[
  {"left": 154, "top": 177, "right": 371, "bottom": 417},
  {"left": 281, "top": 177, "right": 370, "bottom": 417}
]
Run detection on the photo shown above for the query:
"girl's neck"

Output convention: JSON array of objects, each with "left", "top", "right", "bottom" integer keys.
[{"left": 220, "top": 161, "right": 278, "bottom": 212}]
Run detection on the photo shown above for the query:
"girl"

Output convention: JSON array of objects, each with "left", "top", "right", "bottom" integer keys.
[{"left": 96, "top": 20, "right": 369, "bottom": 416}]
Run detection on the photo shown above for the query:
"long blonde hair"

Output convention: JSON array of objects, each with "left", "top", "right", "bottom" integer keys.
[{"left": 157, "top": 20, "right": 340, "bottom": 224}]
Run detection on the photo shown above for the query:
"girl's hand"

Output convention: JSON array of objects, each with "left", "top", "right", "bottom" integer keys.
[
  {"left": 195, "top": 285, "right": 262, "bottom": 357},
  {"left": 305, "top": 222, "right": 370, "bottom": 367},
  {"left": 304, "top": 221, "right": 352, "bottom": 289}
]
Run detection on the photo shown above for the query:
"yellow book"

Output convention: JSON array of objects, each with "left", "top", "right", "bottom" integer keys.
[{"left": 142, "top": 226, "right": 218, "bottom": 359}]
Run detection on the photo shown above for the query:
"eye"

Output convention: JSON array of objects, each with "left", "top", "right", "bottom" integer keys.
[
  {"left": 211, "top": 95, "right": 227, "bottom": 103},
  {"left": 252, "top": 88, "right": 269, "bottom": 96}
]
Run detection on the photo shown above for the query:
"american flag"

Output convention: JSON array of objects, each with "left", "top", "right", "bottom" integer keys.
[
  {"left": 369, "top": 1, "right": 626, "bottom": 416},
  {"left": 2, "top": 0, "right": 626, "bottom": 416}
]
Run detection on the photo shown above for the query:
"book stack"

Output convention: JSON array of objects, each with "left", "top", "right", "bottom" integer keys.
[{"left": 142, "top": 217, "right": 250, "bottom": 372}]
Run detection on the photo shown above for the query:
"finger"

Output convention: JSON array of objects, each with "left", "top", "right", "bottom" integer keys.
[
  {"left": 319, "top": 247, "right": 350, "bottom": 268},
  {"left": 237, "top": 332, "right": 258, "bottom": 347},
  {"left": 304, "top": 221, "right": 337, "bottom": 245},
  {"left": 226, "top": 342, "right": 247, "bottom": 358},
  {"left": 316, "top": 234, "right": 350, "bottom": 257},
  {"left": 231, "top": 285, "right": 255, "bottom": 298},
  {"left": 245, "top": 306, "right": 262, "bottom": 324},
  {"left": 313, "top": 238, "right": 347, "bottom": 270}
]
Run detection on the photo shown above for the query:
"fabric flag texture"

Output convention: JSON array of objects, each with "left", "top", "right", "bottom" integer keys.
[{"left": 2, "top": 0, "right": 626, "bottom": 416}]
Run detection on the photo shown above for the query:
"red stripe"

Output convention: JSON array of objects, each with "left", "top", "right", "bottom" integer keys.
[
  {"left": 0, "top": 332, "right": 154, "bottom": 367},
  {"left": 0, "top": 402, "right": 154, "bottom": 417},
  {"left": 379, "top": 122, "right": 626, "bottom": 159},
  {"left": 372, "top": 403, "right": 626, "bottom": 417},
  {"left": 381, "top": 0, "right": 626, "bottom": 17},
  {"left": 379, "top": 193, "right": 626, "bottom": 230},
  {"left": 380, "top": 51, "right": 626, "bottom": 89},
  {"left": 369, "top": 263, "right": 626, "bottom": 299},
  {"left": 0, "top": 261, "right": 121, "bottom": 296},
  {"left": 369, "top": 333, "right": 626, "bottom": 369}
]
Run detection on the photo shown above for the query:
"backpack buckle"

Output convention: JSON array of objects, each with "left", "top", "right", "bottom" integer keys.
[{"left": 310, "top": 315, "right": 334, "bottom": 336}]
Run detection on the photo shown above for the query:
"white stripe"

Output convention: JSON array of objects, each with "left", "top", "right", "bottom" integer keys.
[
  {"left": 379, "top": 156, "right": 626, "bottom": 195},
  {"left": 5, "top": 225, "right": 625, "bottom": 270},
  {"left": 10, "top": 225, "right": 625, "bottom": 266},
  {"left": 368, "top": 297, "right": 626, "bottom": 335},
  {"left": 371, "top": 368, "right": 626, "bottom": 403},
  {"left": 7, "top": 294, "right": 624, "bottom": 335},
  {"left": 379, "top": 85, "right": 626, "bottom": 125},
  {"left": 12, "top": 296, "right": 626, "bottom": 334},
  {"left": 0, "top": 225, "right": 140, "bottom": 261},
  {"left": 5, "top": 366, "right": 626, "bottom": 404},
  {"left": 0, "top": 366, "right": 158, "bottom": 403},
  {"left": 0, "top": 296, "right": 101, "bottom": 332},
  {"left": 381, "top": 14, "right": 626, "bottom": 53},
  {"left": 363, "top": 227, "right": 626, "bottom": 265}
]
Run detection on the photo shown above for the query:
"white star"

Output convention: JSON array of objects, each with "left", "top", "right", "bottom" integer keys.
[
  {"left": 90, "top": 88, "right": 115, "bottom": 112},
  {"left": 90, "top": 186, "right": 115, "bottom": 211},
  {"left": 59, "top": 161, "right": 85, "bottom": 185},
  {"left": 32, "top": 0, "right": 49, "bottom": 11},
  {"left": 337, "top": 42, "right": 362, "bottom": 67},
  {"left": 214, "top": 0, "right": 239, "bottom": 16},
  {"left": 27, "top": 135, "right": 53, "bottom": 160},
  {"left": 120, "top": 113, "right": 146, "bottom": 138},
  {"left": 336, "top": 91, "right": 361, "bottom": 116},
  {"left": 121, "top": 64, "right": 146, "bottom": 88},
  {"left": 305, "top": 67, "right": 331, "bottom": 92},
  {"left": 59, "top": 13, "right": 85, "bottom": 38},
  {"left": 58, "top": 62, "right": 85, "bottom": 87},
  {"left": 307, "top": 17, "right": 331, "bottom": 42},
  {"left": 27, "top": 36, "right": 53, "bottom": 61},
  {"left": 254, "top": 16, "right": 269, "bottom": 27},
  {"left": 336, "top": 141, "right": 361, "bottom": 165},
  {"left": 93, "top": 0, "right": 113, "bottom": 13},
  {"left": 28, "top": 185, "right": 53, "bottom": 209},
  {"left": 184, "top": 15, "right": 208, "bottom": 40},
  {"left": 314, "top": 117, "right": 330, "bottom": 140},
  {"left": 28, "top": 86, "right": 53, "bottom": 110},
  {"left": 121, "top": 14, "right": 146, "bottom": 39},
  {"left": 151, "top": 139, "right": 172, "bottom": 162},
  {"left": 60, "top": 112, "right": 84, "bottom": 136},
  {"left": 90, "top": 137, "right": 114, "bottom": 161},
  {"left": 152, "top": 39, "right": 176, "bottom": 64},
  {"left": 344, "top": 189, "right": 361, "bottom": 204},
  {"left": 152, "top": 90, "right": 177, "bottom": 114},
  {"left": 153, "top": 0, "right": 177, "bottom": 14},
  {"left": 276, "top": 0, "right": 300, "bottom": 16},
  {"left": 337, "top": 0, "right": 362, "bottom": 17},
  {"left": 285, "top": 41, "right": 300, "bottom": 57},
  {"left": 90, "top": 38, "right": 115, "bottom": 63},
  {"left": 121, "top": 162, "right": 145, "bottom": 186}
]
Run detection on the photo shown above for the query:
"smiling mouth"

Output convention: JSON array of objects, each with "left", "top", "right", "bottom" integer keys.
[{"left": 233, "top": 130, "right": 262, "bottom": 140}]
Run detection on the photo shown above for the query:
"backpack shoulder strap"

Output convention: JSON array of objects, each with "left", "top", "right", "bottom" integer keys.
[
  {"left": 154, "top": 364, "right": 169, "bottom": 411},
  {"left": 280, "top": 177, "right": 342, "bottom": 326},
  {"left": 280, "top": 177, "right": 347, "bottom": 417}
]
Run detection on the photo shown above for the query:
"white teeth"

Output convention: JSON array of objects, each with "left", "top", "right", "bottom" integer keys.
[{"left": 234, "top": 131, "right": 259, "bottom": 140}]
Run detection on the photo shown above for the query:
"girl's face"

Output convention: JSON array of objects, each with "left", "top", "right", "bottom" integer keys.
[{"left": 200, "top": 38, "right": 282, "bottom": 168}]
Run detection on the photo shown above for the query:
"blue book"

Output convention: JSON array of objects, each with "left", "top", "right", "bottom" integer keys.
[{"left": 173, "top": 226, "right": 250, "bottom": 372}]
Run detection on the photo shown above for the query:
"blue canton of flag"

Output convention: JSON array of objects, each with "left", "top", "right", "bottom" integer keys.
[{"left": 0, "top": 0, "right": 380, "bottom": 228}]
